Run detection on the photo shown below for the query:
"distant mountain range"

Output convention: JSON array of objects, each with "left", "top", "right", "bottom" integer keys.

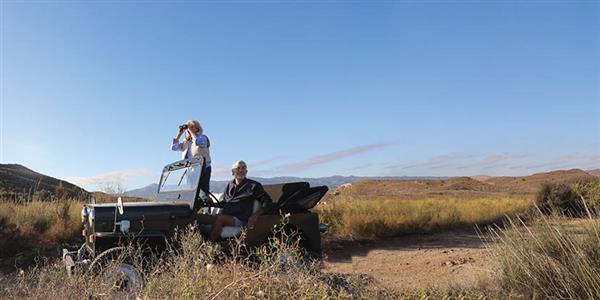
[
  {"left": 123, "top": 175, "right": 448, "bottom": 199},
  {"left": 1, "top": 163, "right": 599, "bottom": 202}
]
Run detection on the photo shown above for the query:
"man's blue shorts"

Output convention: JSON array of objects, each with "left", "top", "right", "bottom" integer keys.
[{"left": 232, "top": 216, "right": 246, "bottom": 227}]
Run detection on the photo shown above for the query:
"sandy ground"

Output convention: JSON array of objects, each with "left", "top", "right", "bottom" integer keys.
[{"left": 323, "top": 228, "right": 498, "bottom": 290}]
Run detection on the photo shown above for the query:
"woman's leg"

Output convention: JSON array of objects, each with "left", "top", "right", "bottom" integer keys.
[{"left": 199, "top": 165, "right": 212, "bottom": 193}]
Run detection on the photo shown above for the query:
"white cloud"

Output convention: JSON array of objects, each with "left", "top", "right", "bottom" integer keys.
[
  {"left": 401, "top": 153, "right": 474, "bottom": 170},
  {"left": 276, "top": 143, "right": 392, "bottom": 172},
  {"left": 65, "top": 169, "right": 153, "bottom": 187}
]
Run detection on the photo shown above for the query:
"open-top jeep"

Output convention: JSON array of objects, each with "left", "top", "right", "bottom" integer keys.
[{"left": 63, "top": 157, "right": 328, "bottom": 293}]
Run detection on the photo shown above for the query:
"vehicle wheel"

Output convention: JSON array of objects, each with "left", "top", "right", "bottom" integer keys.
[
  {"left": 99, "top": 262, "right": 144, "bottom": 300},
  {"left": 89, "top": 247, "right": 144, "bottom": 299},
  {"left": 266, "top": 226, "right": 315, "bottom": 271}
]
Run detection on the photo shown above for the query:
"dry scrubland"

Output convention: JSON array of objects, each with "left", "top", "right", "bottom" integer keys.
[
  {"left": 0, "top": 193, "right": 142, "bottom": 270},
  {"left": 1, "top": 174, "right": 600, "bottom": 299},
  {"left": 1, "top": 226, "right": 493, "bottom": 299},
  {"left": 317, "top": 195, "right": 532, "bottom": 238},
  {"left": 0, "top": 201, "right": 82, "bottom": 270}
]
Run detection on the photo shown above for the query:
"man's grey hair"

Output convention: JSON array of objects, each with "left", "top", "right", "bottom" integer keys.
[
  {"left": 232, "top": 160, "right": 247, "bottom": 169},
  {"left": 185, "top": 119, "right": 203, "bottom": 134}
]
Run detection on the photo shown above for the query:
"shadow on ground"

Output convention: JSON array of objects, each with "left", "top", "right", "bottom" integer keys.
[{"left": 323, "top": 227, "right": 493, "bottom": 263}]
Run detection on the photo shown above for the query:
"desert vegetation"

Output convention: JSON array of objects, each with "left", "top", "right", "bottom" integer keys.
[
  {"left": 0, "top": 200, "right": 82, "bottom": 270},
  {"left": 536, "top": 177, "right": 600, "bottom": 216},
  {"left": 484, "top": 178, "right": 600, "bottom": 299},
  {"left": 1, "top": 173, "right": 599, "bottom": 299},
  {"left": 491, "top": 213, "right": 600, "bottom": 298},
  {"left": 1, "top": 225, "right": 498, "bottom": 299},
  {"left": 317, "top": 195, "right": 533, "bottom": 238}
]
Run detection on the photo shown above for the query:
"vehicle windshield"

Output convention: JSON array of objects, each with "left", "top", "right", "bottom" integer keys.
[{"left": 156, "top": 158, "right": 203, "bottom": 203}]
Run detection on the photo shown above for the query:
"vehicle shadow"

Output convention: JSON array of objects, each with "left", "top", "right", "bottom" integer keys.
[{"left": 322, "top": 226, "right": 495, "bottom": 263}]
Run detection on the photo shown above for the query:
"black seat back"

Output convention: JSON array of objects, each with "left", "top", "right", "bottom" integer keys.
[{"left": 263, "top": 182, "right": 309, "bottom": 204}]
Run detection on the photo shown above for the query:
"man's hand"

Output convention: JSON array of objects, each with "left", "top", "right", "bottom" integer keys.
[{"left": 247, "top": 213, "right": 260, "bottom": 229}]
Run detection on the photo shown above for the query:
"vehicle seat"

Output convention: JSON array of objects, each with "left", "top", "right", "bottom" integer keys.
[{"left": 215, "top": 200, "right": 262, "bottom": 239}]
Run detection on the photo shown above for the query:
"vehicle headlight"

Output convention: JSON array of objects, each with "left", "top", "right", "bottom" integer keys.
[
  {"left": 81, "top": 207, "right": 89, "bottom": 224},
  {"left": 89, "top": 209, "right": 95, "bottom": 227}
]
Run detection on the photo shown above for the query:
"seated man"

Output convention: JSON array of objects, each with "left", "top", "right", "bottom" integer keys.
[{"left": 196, "top": 160, "right": 273, "bottom": 241}]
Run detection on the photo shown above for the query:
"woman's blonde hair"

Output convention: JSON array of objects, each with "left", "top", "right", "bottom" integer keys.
[{"left": 185, "top": 119, "right": 203, "bottom": 134}]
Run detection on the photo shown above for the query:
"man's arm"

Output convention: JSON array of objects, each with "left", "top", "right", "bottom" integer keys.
[{"left": 247, "top": 184, "right": 273, "bottom": 229}]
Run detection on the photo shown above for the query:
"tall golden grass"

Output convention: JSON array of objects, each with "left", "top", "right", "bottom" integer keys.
[
  {"left": 316, "top": 195, "right": 533, "bottom": 238},
  {"left": 0, "top": 200, "right": 83, "bottom": 270},
  {"left": 490, "top": 212, "right": 600, "bottom": 298},
  {"left": 0, "top": 200, "right": 82, "bottom": 244}
]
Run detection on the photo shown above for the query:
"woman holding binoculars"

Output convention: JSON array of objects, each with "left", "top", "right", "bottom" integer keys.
[{"left": 171, "top": 119, "right": 212, "bottom": 199}]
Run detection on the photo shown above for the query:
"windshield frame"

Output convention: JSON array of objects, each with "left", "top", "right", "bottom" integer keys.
[{"left": 156, "top": 157, "right": 204, "bottom": 205}]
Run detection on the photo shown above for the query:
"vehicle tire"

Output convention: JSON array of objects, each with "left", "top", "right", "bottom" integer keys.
[
  {"left": 99, "top": 262, "right": 144, "bottom": 300},
  {"left": 88, "top": 247, "right": 144, "bottom": 300},
  {"left": 266, "top": 225, "right": 314, "bottom": 270}
]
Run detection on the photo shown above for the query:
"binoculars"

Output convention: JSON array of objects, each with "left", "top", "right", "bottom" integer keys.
[{"left": 179, "top": 124, "right": 189, "bottom": 130}]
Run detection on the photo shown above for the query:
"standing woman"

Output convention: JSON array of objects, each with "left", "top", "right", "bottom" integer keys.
[{"left": 171, "top": 120, "right": 212, "bottom": 196}]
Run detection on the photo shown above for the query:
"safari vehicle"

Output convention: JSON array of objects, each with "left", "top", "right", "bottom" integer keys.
[{"left": 62, "top": 157, "right": 328, "bottom": 293}]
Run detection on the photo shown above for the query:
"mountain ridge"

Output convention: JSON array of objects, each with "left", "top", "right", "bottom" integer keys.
[{"left": 0, "top": 164, "right": 89, "bottom": 201}]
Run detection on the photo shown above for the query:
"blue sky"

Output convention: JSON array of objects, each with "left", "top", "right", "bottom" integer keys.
[{"left": 1, "top": 1, "right": 599, "bottom": 191}]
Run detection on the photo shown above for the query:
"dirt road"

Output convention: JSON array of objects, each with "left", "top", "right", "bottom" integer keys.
[{"left": 323, "top": 228, "right": 497, "bottom": 290}]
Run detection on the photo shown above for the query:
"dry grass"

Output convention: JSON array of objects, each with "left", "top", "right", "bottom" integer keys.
[
  {"left": 316, "top": 195, "right": 533, "bottom": 238},
  {"left": 0, "top": 200, "right": 83, "bottom": 270},
  {"left": 1, "top": 225, "right": 498, "bottom": 299},
  {"left": 490, "top": 211, "right": 600, "bottom": 299},
  {"left": 0, "top": 200, "right": 82, "bottom": 243}
]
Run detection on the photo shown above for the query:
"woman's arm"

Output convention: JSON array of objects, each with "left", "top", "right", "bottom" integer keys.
[
  {"left": 191, "top": 134, "right": 209, "bottom": 148},
  {"left": 171, "top": 128, "right": 186, "bottom": 151}
]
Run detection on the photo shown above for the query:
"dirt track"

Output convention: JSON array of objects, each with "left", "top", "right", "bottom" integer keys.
[{"left": 323, "top": 228, "right": 497, "bottom": 290}]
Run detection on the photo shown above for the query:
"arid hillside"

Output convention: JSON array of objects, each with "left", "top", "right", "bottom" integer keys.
[
  {"left": 587, "top": 169, "right": 600, "bottom": 177},
  {"left": 0, "top": 164, "right": 88, "bottom": 201},
  {"left": 329, "top": 169, "right": 595, "bottom": 199}
]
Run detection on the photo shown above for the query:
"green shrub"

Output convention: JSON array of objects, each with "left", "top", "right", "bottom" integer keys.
[
  {"left": 572, "top": 179, "right": 600, "bottom": 213},
  {"left": 537, "top": 178, "right": 600, "bottom": 217}
]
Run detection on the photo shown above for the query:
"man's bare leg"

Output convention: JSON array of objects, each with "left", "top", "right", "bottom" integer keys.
[
  {"left": 195, "top": 214, "right": 217, "bottom": 225},
  {"left": 210, "top": 214, "right": 236, "bottom": 241}
]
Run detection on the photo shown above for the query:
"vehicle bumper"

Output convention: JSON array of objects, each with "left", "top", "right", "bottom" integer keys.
[{"left": 62, "top": 244, "right": 93, "bottom": 276}]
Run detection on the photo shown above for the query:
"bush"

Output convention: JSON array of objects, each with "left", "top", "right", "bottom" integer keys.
[
  {"left": 572, "top": 179, "right": 600, "bottom": 213},
  {"left": 537, "top": 178, "right": 600, "bottom": 217}
]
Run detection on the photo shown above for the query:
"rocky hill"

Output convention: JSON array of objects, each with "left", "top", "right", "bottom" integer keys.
[{"left": 0, "top": 164, "right": 89, "bottom": 202}]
